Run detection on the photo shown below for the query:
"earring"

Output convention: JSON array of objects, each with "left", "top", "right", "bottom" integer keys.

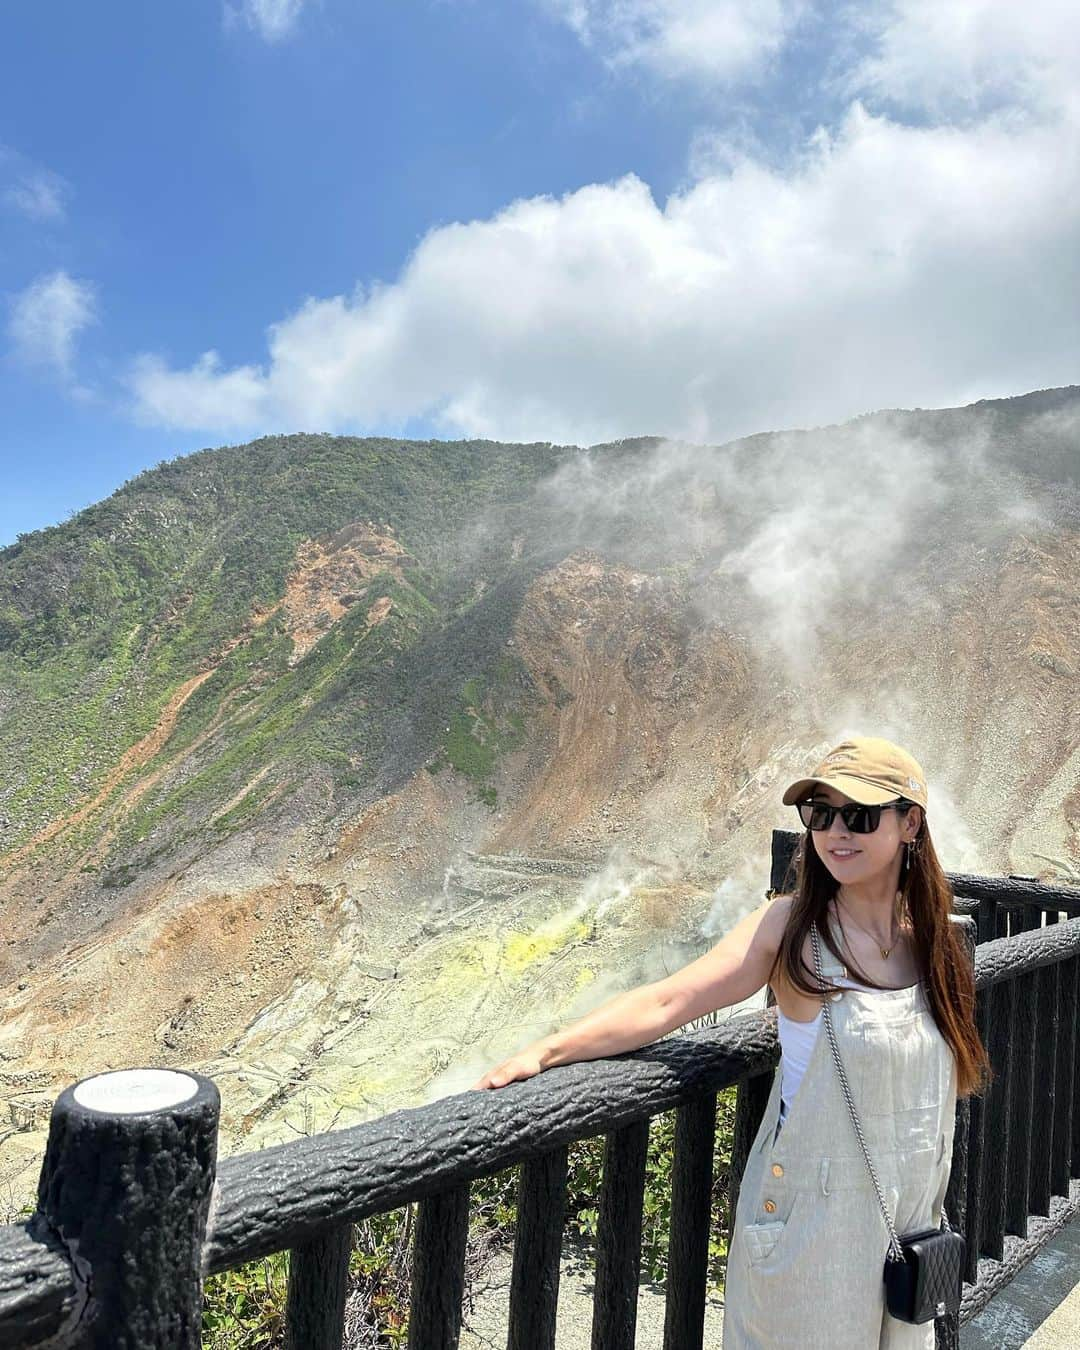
[{"left": 899, "top": 841, "right": 915, "bottom": 908}]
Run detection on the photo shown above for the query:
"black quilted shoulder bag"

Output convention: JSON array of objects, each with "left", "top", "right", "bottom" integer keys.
[{"left": 809, "top": 922, "right": 965, "bottom": 1323}]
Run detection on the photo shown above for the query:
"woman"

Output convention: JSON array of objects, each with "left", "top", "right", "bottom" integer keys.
[{"left": 474, "top": 736, "right": 989, "bottom": 1348}]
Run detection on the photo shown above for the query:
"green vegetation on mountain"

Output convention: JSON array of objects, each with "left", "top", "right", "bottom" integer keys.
[
  {"left": 0, "top": 435, "right": 571, "bottom": 870},
  {"left": 429, "top": 665, "right": 529, "bottom": 807}
]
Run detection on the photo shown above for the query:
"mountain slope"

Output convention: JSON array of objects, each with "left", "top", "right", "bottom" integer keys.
[{"left": 1, "top": 386, "right": 1078, "bottom": 1200}]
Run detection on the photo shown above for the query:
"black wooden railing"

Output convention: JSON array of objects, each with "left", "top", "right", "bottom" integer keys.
[{"left": 1, "top": 840, "right": 1078, "bottom": 1349}]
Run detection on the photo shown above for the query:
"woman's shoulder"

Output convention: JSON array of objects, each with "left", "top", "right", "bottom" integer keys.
[
  {"left": 763, "top": 893, "right": 805, "bottom": 970},
  {"left": 761, "top": 892, "right": 797, "bottom": 942},
  {"left": 766, "top": 893, "right": 813, "bottom": 942}
]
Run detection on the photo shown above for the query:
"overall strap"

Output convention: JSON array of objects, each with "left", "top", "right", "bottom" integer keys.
[{"left": 810, "top": 922, "right": 953, "bottom": 1255}]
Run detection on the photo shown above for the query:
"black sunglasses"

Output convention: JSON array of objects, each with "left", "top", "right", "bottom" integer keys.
[{"left": 797, "top": 799, "right": 913, "bottom": 833}]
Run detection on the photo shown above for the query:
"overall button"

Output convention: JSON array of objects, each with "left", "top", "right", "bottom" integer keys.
[
  {"left": 771, "top": 1163, "right": 784, "bottom": 1177},
  {"left": 763, "top": 1199, "right": 777, "bottom": 1213},
  {"left": 830, "top": 991, "right": 843, "bottom": 1001}
]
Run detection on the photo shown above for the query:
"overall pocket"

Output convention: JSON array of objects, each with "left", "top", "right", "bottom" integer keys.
[
  {"left": 741, "top": 1188, "right": 803, "bottom": 1265},
  {"left": 853, "top": 1015, "right": 944, "bottom": 1117}
]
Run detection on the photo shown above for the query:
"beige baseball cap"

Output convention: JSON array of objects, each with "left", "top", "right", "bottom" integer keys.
[{"left": 781, "top": 736, "right": 928, "bottom": 809}]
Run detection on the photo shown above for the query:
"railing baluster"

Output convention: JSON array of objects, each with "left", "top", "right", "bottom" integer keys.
[
  {"left": 663, "top": 1093, "right": 717, "bottom": 1350},
  {"left": 730, "top": 1070, "right": 772, "bottom": 1221},
  {"left": 1074, "top": 950, "right": 1080, "bottom": 1179},
  {"left": 1013, "top": 902, "right": 1041, "bottom": 934},
  {"left": 408, "top": 1184, "right": 471, "bottom": 1350},
  {"left": 591, "top": 1120, "right": 650, "bottom": 1350},
  {"left": 507, "top": 1147, "right": 568, "bottom": 1350},
  {"left": 1029, "top": 962, "right": 1060, "bottom": 1215},
  {"left": 964, "top": 985, "right": 990, "bottom": 1282},
  {"left": 1051, "top": 950, "right": 1077, "bottom": 1196},
  {"left": 284, "top": 1225, "right": 352, "bottom": 1350},
  {"left": 939, "top": 1090, "right": 970, "bottom": 1350},
  {"left": 1006, "top": 968, "right": 1036, "bottom": 1236},
  {"left": 980, "top": 979, "right": 1013, "bottom": 1260},
  {"left": 976, "top": 894, "right": 996, "bottom": 945}
]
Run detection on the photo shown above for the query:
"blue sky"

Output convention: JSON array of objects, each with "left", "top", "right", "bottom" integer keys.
[{"left": 2, "top": 1, "right": 1078, "bottom": 545}]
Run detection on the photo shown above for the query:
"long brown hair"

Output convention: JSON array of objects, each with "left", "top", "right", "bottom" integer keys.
[{"left": 770, "top": 814, "right": 991, "bottom": 1099}]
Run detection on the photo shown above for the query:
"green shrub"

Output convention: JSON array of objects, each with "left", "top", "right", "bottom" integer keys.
[{"left": 202, "top": 1251, "right": 289, "bottom": 1349}]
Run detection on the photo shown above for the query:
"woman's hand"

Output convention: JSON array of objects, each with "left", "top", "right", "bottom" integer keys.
[{"left": 472, "top": 1044, "right": 547, "bottom": 1090}]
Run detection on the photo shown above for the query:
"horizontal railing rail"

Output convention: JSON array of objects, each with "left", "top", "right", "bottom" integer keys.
[
  {"left": 203, "top": 1016, "right": 778, "bottom": 1274},
  {"left": 973, "top": 920, "right": 1080, "bottom": 986},
  {"left": 3, "top": 863, "right": 1079, "bottom": 1348}
]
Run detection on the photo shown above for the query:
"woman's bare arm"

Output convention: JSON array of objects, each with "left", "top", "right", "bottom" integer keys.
[
  {"left": 652, "top": 893, "right": 789, "bottom": 1027},
  {"left": 472, "top": 895, "right": 788, "bottom": 1089}
]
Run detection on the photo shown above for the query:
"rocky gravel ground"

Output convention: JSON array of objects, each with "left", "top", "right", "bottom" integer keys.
[{"left": 458, "top": 1235, "right": 726, "bottom": 1349}]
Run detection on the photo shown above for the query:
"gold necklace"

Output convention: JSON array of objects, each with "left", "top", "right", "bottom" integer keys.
[{"left": 834, "top": 893, "right": 904, "bottom": 960}]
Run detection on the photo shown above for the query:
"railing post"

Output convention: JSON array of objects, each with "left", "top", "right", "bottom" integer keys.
[
  {"left": 937, "top": 913, "right": 975, "bottom": 1350},
  {"left": 1029, "top": 962, "right": 1060, "bottom": 1215},
  {"left": 1006, "top": 969, "right": 1036, "bottom": 1235},
  {"left": 591, "top": 1121, "right": 650, "bottom": 1350},
  {"left": 769, "top": 829, "right": 800, "bottom": 895},
  {"left": 729, "top": 1072, "right": 771, "bottom": 1225},
  {"left": 1051, "top": 952, "right": 1077, "bottom": 1196},
  {"left": 507, "top": 1147, "right": 569, "bottom": 1350},
  {"left": 407, "top": 1184, "right": 471, "bottom": 1350},
  {"left": 975, "top": 894, "right": 996, "bottom": 945},
  {"left": 34, "top": 1067, "right": 219, "bottom": 1349},
  {"left": 662, "top": 1094, "right": 717, "bottom": 1350},
  {"left": 284, "top": 1224, "right": 353, "bottom": 1350}
]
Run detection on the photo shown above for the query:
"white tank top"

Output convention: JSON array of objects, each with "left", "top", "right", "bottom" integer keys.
[{"left": 776, "top": 973, "right": 880, "bottom": 1119}]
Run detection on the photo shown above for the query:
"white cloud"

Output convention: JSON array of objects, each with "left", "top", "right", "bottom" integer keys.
[
  {"left": 849, "top": 0, "right": 1079, "bottom": 119},
  {"left": 7, "top": 271, "right": 98, "bottom": 377},
  {"left": 129, "top": 350, "right": 269, "bottom": 430},
  {"left": 128, "top": 95, "right": 1080, "bottom": 445},
  {"left": 129, "top": 0, "right": 1080, "bottom": 446},
  {"left": 544, "top": 0, "right": 1078, "bottom": 111},
  {"left": 229, "top": 0, "right": 306, "bottom": 42},
  {"left": 0, "top": 147, "right": 71, "bottom": 223},
  {"left": 543, "top": 0, "right": 802, "bottom": 83},
  {"left": 3, "top": 167, "right": 70, "bottom": 222}
]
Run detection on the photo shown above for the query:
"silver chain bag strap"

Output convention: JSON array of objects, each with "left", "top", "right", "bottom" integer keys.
[{"left": 809, "top": 919, "right": 964, "bottom": 1323}]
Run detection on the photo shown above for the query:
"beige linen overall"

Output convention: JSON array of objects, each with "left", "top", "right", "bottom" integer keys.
[{"left": 722, "top": 914, "right": 958, "bottom": 1349}]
